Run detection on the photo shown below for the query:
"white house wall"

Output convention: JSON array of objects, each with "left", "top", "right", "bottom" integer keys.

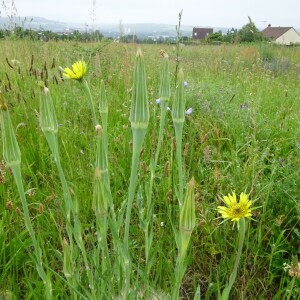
[{"left": 275, "top": 28, "right": 300, "bottom": 45}]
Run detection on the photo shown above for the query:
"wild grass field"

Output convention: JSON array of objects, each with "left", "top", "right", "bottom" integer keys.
[{"left": 0, "top": 40, "right": 300, "bottom": 299}]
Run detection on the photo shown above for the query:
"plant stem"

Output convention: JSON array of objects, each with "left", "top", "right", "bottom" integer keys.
[
  {"left": 82, "top": 79, "right": 98, "bottom": 126},
  {"left": 174, "top": 10, "right": 183, "bottom": 87},
  {"left": 174, "top": 122, "right": 184, "bottom": 206},
  {"left": 286, "top": 277, "right": 295, "bottom": 300},
  {"left": 172, "top": 257, "right": 187, "bottom": 300},
  {"left": 221, "top": 218, "right": 246, "bottom": 300},
  {"left": 145, "top": 101, "right": 168, "bottom": 263},
  {"left": 123, "top": 125, "right": 147, "bottom": 295},
  {"left": 11, "top": 164, "right": 52, "bottom": 300}
]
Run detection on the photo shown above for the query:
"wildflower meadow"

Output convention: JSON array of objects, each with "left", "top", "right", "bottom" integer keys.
[{"left": 0, "top": 37, "right": 300, "bottom": 299}]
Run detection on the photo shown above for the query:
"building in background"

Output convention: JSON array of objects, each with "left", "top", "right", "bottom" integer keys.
[
  {"left": 192, "top": 27, "right": 213, "bottom": 40},
  {"left": 262, "top": 25, "right": 300, "bottom": 45}
]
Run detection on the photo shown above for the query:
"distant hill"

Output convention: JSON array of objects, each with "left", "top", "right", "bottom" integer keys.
[
  {"left": 0, "top": 16, "right": 232, "bottom": 38},
  {"left": 0, "top": 16, "right": 67, "bottom": 32}
]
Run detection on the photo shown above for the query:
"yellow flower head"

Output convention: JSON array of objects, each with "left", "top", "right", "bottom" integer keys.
[
  {"left": 217, "top": 192, "right": 252, "bottom": 222},
  {"left": 63, "top": 60, "right": 86, "bottom": 80}
]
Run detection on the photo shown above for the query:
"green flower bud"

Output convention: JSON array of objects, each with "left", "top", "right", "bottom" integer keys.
[
  {"left": 93, "top": 167, "right": 107, "bottom": 217},
  {"left": 180, "top": 177, "right": 196, "bottom": 258},
  {"left": 39, "top": 87, "right": 58, "bottom": 134},
  {"left": 159, "top": 58, "right": 170, "bottom": 103},
  {"left": 172, "top": 68, "right": 186, "bottom": 123},
  {"left": 130, "top": 49, "right": 149, "bottom": 128},
  {"left": 1, "top": 99, "right": 21, "bottom": 167},
  {"left": 99, "top": 80, "right": 108, "bottom": 114}
]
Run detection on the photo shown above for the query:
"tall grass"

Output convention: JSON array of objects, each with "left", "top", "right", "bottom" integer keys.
[{"left": 0, "top": 40, "right": 300, "bottom": 299}]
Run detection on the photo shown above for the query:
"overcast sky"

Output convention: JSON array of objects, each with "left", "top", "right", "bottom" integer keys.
[{"left": 12, "top": 0, "right": 300, "bottom": 28}]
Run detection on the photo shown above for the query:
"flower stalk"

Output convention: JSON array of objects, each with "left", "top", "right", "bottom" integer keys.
[
  {"left": 63, "top": 60, "right": 98, "bottom": 126},
  {"left": 172, "top": 68, "right": 186, "bottom": 207},
  {"left": 124, "top": 49, "right": 149, "bottom": 296},
  {"left": 39, "top": 87, "right": 94, "bottom": 296},
  {"left": 220, "top": 218, "right": 246, "bottom": 300},
  {"left": 217, "top": 192, "right": 252, "bottom": 300},
  {"left": 172, "top": 178, "right": 196, "bottom": 300},
  {"left": 82, "top": 78, "right": 98, "bottom": 127},
  {"left": 1, "top": 98, "right": 52, "bottom": 299},
  {"left": 93, "top": 125, "right": 111, "bottom": 275},
  {"left": 144, "top": 57, "right": 170, "bottom": 266}
]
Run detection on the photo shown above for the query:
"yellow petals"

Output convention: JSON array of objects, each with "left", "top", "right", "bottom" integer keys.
[
  {"left": 217, "top": 192, "right": 252, "bottom": 222},
  {"left": 63, "top": 60, "right": 87, "bottom": 80}
]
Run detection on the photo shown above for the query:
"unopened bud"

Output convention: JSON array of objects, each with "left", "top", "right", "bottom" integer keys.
[
  {"left": 130, "top": 49, "right": 149, "bottom": 128},
  {"left": 6, "top": 200, "right": 13, "bottom": 210},
  {"left": 180, "top": 177, "right": 196, "bottom": 258},
  {"left": 39, "top": 87, "right": 58, "bottom": 134},
  {"left": 38, "top": 203, "right": 44, "bottom": 214},
  {"left": 164, "top": 161, "right": 169, "bottom": 177},
  {"left": 95, "top": 124, "right": 102, "bottom": 135},
  {"left": 15, "top": 207, "right": 21, "bottom": 216},
  {"left": 1, "top": 102, "right": 21, "bottom": 166}
]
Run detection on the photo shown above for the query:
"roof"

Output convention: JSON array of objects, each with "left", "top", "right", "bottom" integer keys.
[
  {"left": 262, "top": 27, "right": 293, "bottom": 40},
  {"left": 192, "top": 27, "right": 213, "bottom": 39}
]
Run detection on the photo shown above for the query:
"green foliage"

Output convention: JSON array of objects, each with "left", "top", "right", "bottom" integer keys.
[
  {"left": 0, "top": 41, "right": 300, "bottom": 299},
  {"left": 208, "top": 32, "right": 223, "bottom": 42},
  {"left": 238, "top": 20, "right": 263, "bottom": 43},
  {"left": 0, "top": 26, "right": 104, "bottom": 41}
]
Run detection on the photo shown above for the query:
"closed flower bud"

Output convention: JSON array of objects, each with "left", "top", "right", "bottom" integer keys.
[
  {"left": 1, "top": 98, "right": 21, "bottom": 167},
  {"left": 172, "top": 69, "right": 186, "bottom": 123},
  {"left": 180, "top": 177, "right": 196, "bottom": 258},
  {"left": 93, "top": 167, "right": 107, "bottom": 217},
  {"left": 130, "top": 49, "right": 149, "bottom": 128},
  {"left": 159, "top": 59, "right": 170, "bottom": 103},
  {"left": 99, "top": 80, "right": 108, "bottom": 114},
  {"left": 6, "top": 200, "right": 13, "bottom": 211},
  {"left": 39, "top": 87, "right": 58, "bottom": 134},
  {"left": 95, "top": 124, "right": 102, "bottom": 135}
]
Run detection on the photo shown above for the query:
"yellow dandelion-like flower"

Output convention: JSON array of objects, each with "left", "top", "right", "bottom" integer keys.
[
  {"left": 217, "top": 191, "right": 252, "bottom": 222},
  {"left": 63, "top": 60, "right": 87, "bottom": 80}
]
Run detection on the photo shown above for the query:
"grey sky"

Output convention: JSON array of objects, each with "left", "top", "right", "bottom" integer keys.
[{"left": 13, "top": 0, "right": 300, "bottom": 28}]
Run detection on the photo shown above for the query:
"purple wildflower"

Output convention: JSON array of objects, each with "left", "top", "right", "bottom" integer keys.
[
  {"left": 297, "top": 140, "right": 300, "bottom": 149},
  {"left": 185, "top": 107, "right": 193, "bottom": 115},
  {"left": 278, "top": 159, "right": 285, "bottom": 168},
  {"left": 156, "top": 98, "right": 161, "bottom": 105},
  {"left": 184, "top": 81, "right": 188, "bottom": 89},
  {"left": 240, "top": 102, "right": 249, "bottom": 110}
]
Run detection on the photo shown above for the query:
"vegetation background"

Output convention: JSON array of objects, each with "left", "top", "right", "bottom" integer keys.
[{"left": 0, "top": 33, "right": 300, "bottom": 299}]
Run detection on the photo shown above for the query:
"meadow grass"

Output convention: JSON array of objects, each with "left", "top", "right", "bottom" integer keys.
[{"left": 0, "top": 40, "right": 300, "bottom": 299}]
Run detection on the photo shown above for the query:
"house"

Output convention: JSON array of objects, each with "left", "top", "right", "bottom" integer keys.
[
  {"left": 192, "top": 27, "right": 213, "bottom": 40},
  {"left": 262, "top": 25, "right": 300, "bottom": 45}
]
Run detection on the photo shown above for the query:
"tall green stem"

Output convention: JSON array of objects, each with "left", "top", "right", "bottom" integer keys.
[
  {"left": 48, "top": 135, "right": 95, "bottom": 296},
  {"left": 145, "top": 101, "right": 168, "bottom": 264},
  {"left": 123, "top": 125, "right": 147, "bottom": 296},
  {"left": 82, "top": 79, "right": 98, "bottom": 126},
  {"left": 124, "top": 126, "right": 147, "bottom": 246},
  {"left": 172, "top": 258, "right": 187, "bottom": 300},
  {"left": 11, "top": 165, "right": 52, "bottom": 300},
  {"left": 174, "top": 122, "right": 184, "bottom": 206},
  {"left": 221, "top": 218, "right": 246, "bottom": 300},
  {"left": 1, "top": 103, "right": 52, "bottom": 299}
]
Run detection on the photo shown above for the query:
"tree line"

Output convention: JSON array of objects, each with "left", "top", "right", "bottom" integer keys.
[
  {"left": 0, "top": 20, "right": 265, "bottom": 44},
  {"left": 0, "top": 26, "right": 104, "bottom": 42}
]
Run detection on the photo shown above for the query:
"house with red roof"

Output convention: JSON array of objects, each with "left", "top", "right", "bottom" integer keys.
[{"left": 262, "top": 25, "right": 300, "bottom": 45}]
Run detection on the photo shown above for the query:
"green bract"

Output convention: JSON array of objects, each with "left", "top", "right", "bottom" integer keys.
[{"left": 130, "top": 49, "right": 149, "bottom": 128}]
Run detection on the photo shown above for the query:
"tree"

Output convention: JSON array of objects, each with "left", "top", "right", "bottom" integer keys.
[
  {"left": 238, "top": 17, "right": 263, "bottom": 43},
  {"left": 207, "top": 32, "right": 223, "bottom": 43}
]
